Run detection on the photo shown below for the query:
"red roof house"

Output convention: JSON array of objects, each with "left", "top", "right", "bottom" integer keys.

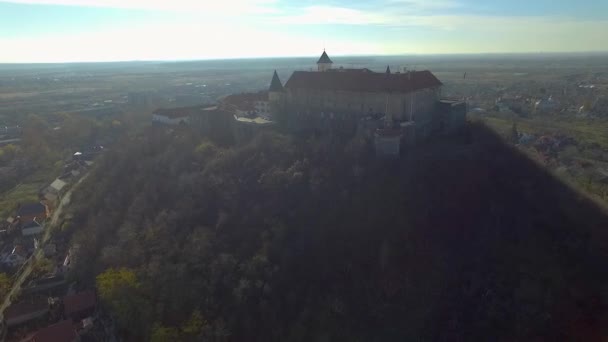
[
  {"left": 29, "top": 320, "right": 79, "bottom": 342},
  {"left": 63, "top": 290, "right": 97, "bottom": 321}
]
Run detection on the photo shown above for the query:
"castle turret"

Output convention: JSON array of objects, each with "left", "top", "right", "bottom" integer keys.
[
  {"left": 268, "top": 70, "right": 283, "bottom": 101},
  {"left": 268, "top": 70, "right": 284, "bottom": 120},
  {"left": 317, "top": 50, "right": 333, "bottom": 72}
]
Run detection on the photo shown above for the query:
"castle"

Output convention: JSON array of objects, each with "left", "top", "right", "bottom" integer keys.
[
  {"left": 255, "top": 50, "right": 466, "bottom": 155},
  {"left": 154, "top": 51, "right": 466, "bottom": 157}
]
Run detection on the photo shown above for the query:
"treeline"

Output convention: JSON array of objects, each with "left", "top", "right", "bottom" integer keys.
[{"left": 65, "top": 124, "right": 608, "bottom": 341}]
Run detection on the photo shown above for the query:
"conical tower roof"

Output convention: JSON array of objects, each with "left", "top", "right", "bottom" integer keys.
[
  {"left": 317, "top": 50, "right": 333, "bottom": 64},
  {"left": 269, "top": 70, "right": 283, "bottom": 92}
]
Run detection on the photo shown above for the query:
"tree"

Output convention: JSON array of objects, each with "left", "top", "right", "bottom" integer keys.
[
  {"left": 0, "top": 273, "right": 11, "bottom": 299},
  {"left": 181, "top": 310, "right": 206, "bottom": 337},
  {"left": 510, "top": 122, "right": 520, "bottom": 143},
  {"left": 96, "top": 267, "right": 139, "bottom": 299},
  {"left": 0, "top": 144, "right": 18, "bottom": 165},
  {"left": 151, "top": 323, "right": 181, "bottom": 342},
  {"left": 96, "top": 268, "right": 151, "bottom": 338}
]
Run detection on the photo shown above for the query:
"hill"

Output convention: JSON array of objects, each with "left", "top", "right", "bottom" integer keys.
[{"left": 64, "top": 123, "right": 608, "bottom": 341}]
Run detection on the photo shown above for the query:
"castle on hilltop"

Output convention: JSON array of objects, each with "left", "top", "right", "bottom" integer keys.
[
  {"left": 251, "top": 50, "right": 466, "bottom": 156},
  {"left": 154, "top": 51, "right": 467, "bottom": 157}
]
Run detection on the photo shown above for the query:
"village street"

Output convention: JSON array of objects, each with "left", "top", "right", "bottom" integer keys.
[{"left": 0, "top": 174, "right": 87, "bottom": 321}]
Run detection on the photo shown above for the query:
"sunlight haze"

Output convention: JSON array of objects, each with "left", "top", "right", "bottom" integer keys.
[{"left": 1, "top": 0, "right": 607, "bottom": 62}]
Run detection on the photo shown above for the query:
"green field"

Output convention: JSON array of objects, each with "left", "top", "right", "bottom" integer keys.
[
  {"left": 0, "top": 169, "right": 57, "bottom": 219},
  {"left": 480, "top": 115, "right": 608, "bottom": 149}
]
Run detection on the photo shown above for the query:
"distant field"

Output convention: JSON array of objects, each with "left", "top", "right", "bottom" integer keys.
[{"left": 481, "top": 115, "right": 608, "bottom": 149}]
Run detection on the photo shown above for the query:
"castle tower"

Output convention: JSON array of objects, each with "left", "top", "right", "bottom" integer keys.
[
  {"left": 268, "top": 70, "right": 284, "bottom": 120},
  {"left": 317, "top": 50, "right": 333, "bottom": 72},
  {"left": 268, "top": 70, "right": 283, "bottom": 102}
]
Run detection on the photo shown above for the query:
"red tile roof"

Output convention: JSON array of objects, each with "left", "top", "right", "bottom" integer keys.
[
  {"left": 221, "top": 91, "right": 268, "bottom": 111},
  {"left": 4, "top": 298, "right": 48, "bottom": 321},
  {"left": 63, "top": 290, "right": 96, "bottom": 316},
  {"left": 30, "top": 320, "right": 78, "bottom": 342},
  {"left": 329, "top": 67, "right": 372, "bottom": 73},
  {"left": 285, "top": 70, "right": 442, "bottom": 93}
]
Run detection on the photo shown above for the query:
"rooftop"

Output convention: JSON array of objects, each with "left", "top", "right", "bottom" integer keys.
[
  {"left": 17, "top": 202, "right": 46, "bottom": 217},
  {"left": 317, "top": 50, "right": 333, "bottom": 64},
  {"left": 63, "top": 290, "right": 97, "bottom": 316},
  {"left": 50, "top": 178, "right": 68, "bottom": 192},
  {"left": 269, "top": 70, "right": 284, "bottom": 92},
  {"left": 23, "top": 219, "right": 42, "bottom": 229},
  {"left": 4, "top": 297, "right": 48, "bottom": 321},
  {"left": 233, "top": 115, "right": 274, "bottom": 125},
  {"left": 30, "top": 320, "right": 78, "bottom": 342},
  {"left": 222, "top": 91, "right": 268, "bottom": 112},
  {"left": 285, "top": 70, "right": 442, "bottom": 94}
]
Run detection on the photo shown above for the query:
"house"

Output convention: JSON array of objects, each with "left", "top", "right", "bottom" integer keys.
[
  {"left": 152, "top": 108, "right": 192, "bottom": 125},
  {"left": 63, "top": 290, "right": 97, "bottom": 321},
  {"left": 22, "top": 274, "right": 67, "bottom": 295},
  {"left": 534, "top": 96, "right": 559, "bottom": 113},
  {"left": 48, "top": 178, "right": 68, "bottom": 195},
  {"left": 22, "top": 219, "right": 44, "bottom": 236},
  {"left": 2, "top": 249, "right": 27, "bottom": 267},
  {"left": 4, "top": 297, "right": 49, "bottom": 327},
  {"left": 28, "top": 320, "right": 80, "bottom": 342},
  {"left": 43, "top": 243, "right": 57, "bottom": 257},
  {"left": 17, "top": 202, "right": 48, "bottom": 223},
  {"left": 221, "top": 91, "right": 268, "bottom": 117}
]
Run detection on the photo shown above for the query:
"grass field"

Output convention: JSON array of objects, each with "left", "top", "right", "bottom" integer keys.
[
  {"left": 0, "top": 168, "right": 58, "bottom": 219},
  {"left": 481, "top": 115, "right": 608, "bottom": 149}
]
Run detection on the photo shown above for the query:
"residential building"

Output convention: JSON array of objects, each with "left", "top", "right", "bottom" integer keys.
[
  {"left": 22, "top": 219, "right": 44, "bottom": 236},
  {"left": 63, "top": 290, "right": 97, "bottom": 321},
  {"left": 29, "top": 320, "right": 80, "bottom": 342},
  {"left": 17, "top": 202, "right": 48, "bottom": 223},
  {"left": 4, "top": 297, "right": 49, "bottom": 327}
]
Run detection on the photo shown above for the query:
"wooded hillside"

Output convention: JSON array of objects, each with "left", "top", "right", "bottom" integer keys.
[{"left": 65, "top": 124, "right": 608, "bottom": 341}]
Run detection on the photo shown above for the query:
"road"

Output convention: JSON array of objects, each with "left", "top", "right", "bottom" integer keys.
[{"left": 0, "top": 174, "right": 87, "bottom": 321}]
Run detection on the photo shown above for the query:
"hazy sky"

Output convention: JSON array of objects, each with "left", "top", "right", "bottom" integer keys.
[{"left": 1, "top": 0, "right": 607, "bottom": 62}]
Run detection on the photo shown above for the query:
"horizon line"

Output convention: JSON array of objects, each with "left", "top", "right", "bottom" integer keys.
[{"left": 2, "top": 50, "right": 608, "bottom": 65}]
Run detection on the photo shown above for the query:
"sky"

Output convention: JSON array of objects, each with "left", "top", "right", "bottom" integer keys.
[{"left": 0, "top": 0, "right": 607, "bottom": 62}]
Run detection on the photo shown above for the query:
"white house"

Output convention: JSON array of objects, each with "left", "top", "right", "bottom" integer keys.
[{"left": 535, "top": 96, "right": 559, "bottom": 113}]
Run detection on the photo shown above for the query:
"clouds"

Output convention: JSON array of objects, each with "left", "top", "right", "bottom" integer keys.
[
  {"left": 0, "top": 0, "right": 279, "bottom": 14},
  {"left": 0, "top": 0, "right": 607, "bottom": 62},
  {"left": 276, "top": 5, "right": 390, "bottom": 25}
]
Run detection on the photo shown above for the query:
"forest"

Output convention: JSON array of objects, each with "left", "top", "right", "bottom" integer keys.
[{"left": 64, "top": 123, "right": 608, "bottom": 341}]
